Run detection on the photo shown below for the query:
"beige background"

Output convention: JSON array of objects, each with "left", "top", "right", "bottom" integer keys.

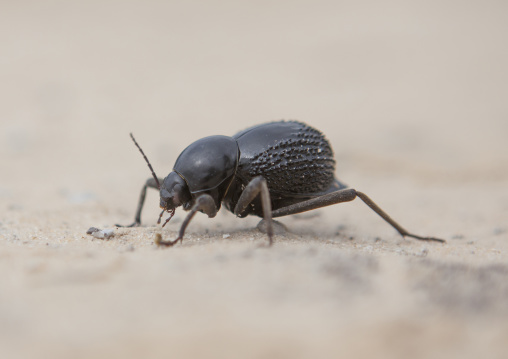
[{"left": 1, "top": 1, "right": 507, "bottom": 358}]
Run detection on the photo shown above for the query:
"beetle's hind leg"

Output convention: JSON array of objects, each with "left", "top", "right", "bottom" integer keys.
[
  {"left": 233, "top": 176, "right": 274, "bottom": 245},
  {"left": 157, "top": 194, "right": 217, "bottom": 247},
  {"left": 354, "top": 191, "right": 445, "bottom": 242},
  {"left": 270, "top": 188, "right": 445, "bottom": 243},
  {"left": 116, "top": 177, "right": 162, "bottom": 227}
]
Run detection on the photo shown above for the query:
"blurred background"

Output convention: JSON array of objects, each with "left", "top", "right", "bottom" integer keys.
[
  {"left": 1, "top": 2, "right": 508, "bottom": 358},
  {"left": 1, "top": 0, "right": 507, "bottom": 212}
]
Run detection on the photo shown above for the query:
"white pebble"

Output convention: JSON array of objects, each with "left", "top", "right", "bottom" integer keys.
[{"left": 86, "top": 227, "right": 115, "bottom": 240}]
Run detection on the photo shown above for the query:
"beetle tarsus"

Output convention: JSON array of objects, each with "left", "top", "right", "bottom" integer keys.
[
  {"left": 402, "top": 233, "right": 445, "bottom": 243},
  {"left": 156, "top": 236, "right": 182, "bottom": 247},
  {"left": 115, "top": 221, "right": 140, "bottom": 228}
]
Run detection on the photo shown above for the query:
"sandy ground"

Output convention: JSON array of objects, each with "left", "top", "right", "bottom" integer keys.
[{"left": 1, "top": 1, "right": 508, "bottom": 358}]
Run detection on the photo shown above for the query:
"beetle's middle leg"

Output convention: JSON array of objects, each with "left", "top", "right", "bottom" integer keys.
[
  {"left": 233, "top": 176, "right": 274, "bottom": 245},
  {"left": 271, "top": 188, "right": 445, "bottom": 243},
  {"left": 116, "top": 177, "right": 162, "bottom": 227},
  {"left": 157, "top": 194, "right": 217, "bottom": 247}
]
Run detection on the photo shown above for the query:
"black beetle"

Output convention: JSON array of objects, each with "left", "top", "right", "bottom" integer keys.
[{"left": 119, "top": 120, "right": 444, "bottom": 246}]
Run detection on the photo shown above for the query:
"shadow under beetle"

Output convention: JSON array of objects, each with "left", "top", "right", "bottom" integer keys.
[{"left": 119, "top": 120, "right": 445, "bottom": 246}]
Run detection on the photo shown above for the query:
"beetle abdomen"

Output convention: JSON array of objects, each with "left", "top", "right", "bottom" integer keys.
[{"left": 234, "top": 121, "right": 335, "bottom": 195}]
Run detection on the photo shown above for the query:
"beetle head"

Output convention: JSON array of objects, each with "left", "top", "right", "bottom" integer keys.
[
  {"left": 158, "top": 171, "right": 192, "bottom": 227},
  {"left": 160, "top": 171, "right": 191, "bottom": 209}
]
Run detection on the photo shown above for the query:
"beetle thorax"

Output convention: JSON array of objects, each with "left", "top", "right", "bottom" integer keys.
[{"left": 172, "top": 135, "right": 239, "bottom": 194}]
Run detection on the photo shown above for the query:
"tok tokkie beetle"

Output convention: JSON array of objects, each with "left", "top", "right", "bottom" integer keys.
[{"left": 119, "top": 120, "right": 445, "bottom": 246}]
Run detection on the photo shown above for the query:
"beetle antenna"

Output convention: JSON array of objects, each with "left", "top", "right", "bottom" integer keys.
[{"left": 130, "top": 133, "right": 161, "bottom": 190}]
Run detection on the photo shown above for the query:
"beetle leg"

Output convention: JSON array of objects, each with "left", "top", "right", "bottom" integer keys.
[
  {"left": 271, "top": 188, "right": 445, "bottom": 243},
  {"left": 233, "top": 176, "right": 274, "bottom": 245},
  {"left": 116, "top": 177, "right": 162, "bottom": 227},
  {"left": 354, "top": 191, "right": 445, "bottom": 242},
  {"left": 157, "top": 194, "right": 217, "bottom": 247},
  {"left": 271, "top": 189, "right": 357, "bottom": 217}
]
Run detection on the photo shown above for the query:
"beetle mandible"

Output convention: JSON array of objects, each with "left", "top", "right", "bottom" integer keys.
[{"left": 119, "top": 120, "right": 444, "bottom": 246}]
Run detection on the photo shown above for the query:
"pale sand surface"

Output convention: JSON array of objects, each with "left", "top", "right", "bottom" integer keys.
[{"left": 1, "top": 1, "right": 508, "bottom": 358}]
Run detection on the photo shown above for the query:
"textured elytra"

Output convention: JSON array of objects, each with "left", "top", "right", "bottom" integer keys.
[{"left": 246, "top": 121, "right": 336, "bottom": 194}]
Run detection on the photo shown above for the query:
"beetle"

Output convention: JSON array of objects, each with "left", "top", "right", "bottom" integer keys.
[{"left": 119, "top": 120, "right": 444, "bottom": 246}]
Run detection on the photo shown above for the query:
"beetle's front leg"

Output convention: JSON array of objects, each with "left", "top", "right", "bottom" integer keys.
[
  {"left": 233, "top": 176, "right": 274, "bottom": 245},
  {"left": 157, "top": 194, "right": 217, "bottom": 247},
  {"left": 116, "top": 177, "right": 162, "bottom": 227}
]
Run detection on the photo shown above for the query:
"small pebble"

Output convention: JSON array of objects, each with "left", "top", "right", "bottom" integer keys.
[
  {"left": 417, "top": 248, "right": 429, "bottom": 257},
  {"left": 223, "top": 234, "right": 231, "bottom": 239},
  {"left": 86, "top": 227, "right": 115, "bottom": 240}
]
